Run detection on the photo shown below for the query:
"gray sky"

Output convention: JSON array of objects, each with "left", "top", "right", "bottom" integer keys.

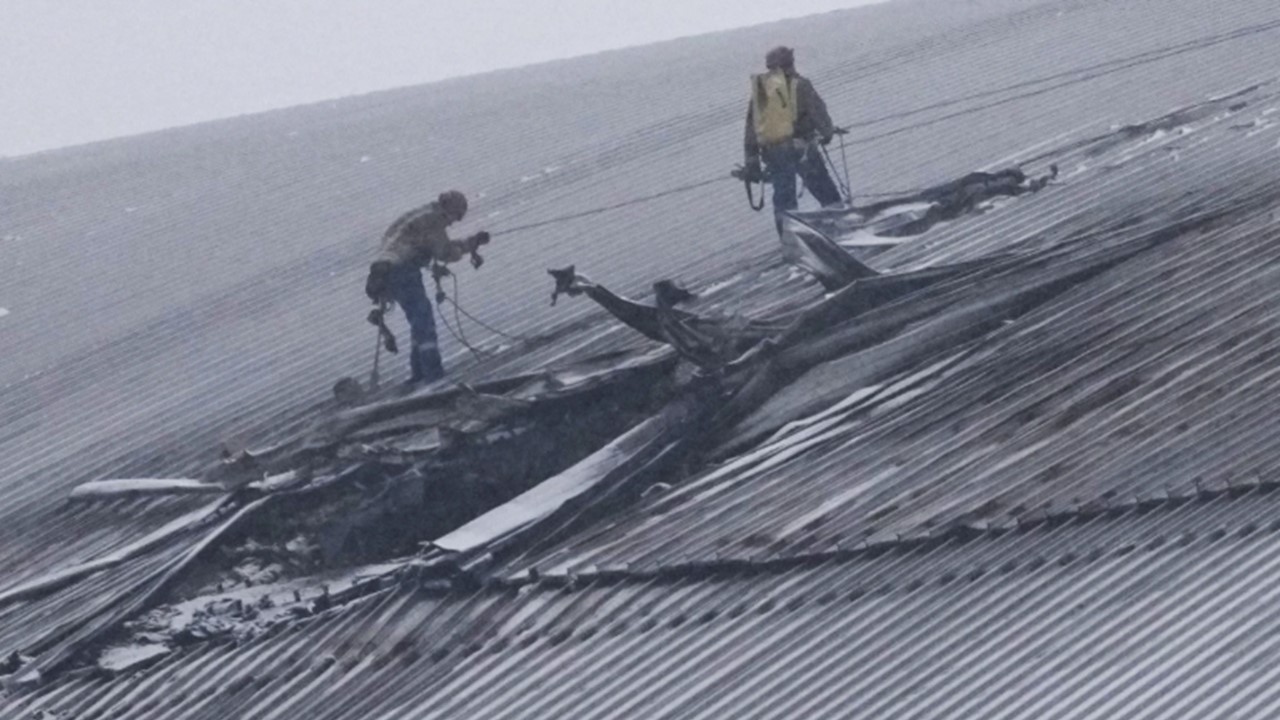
[{"left": 2, "top": 0, "right": 887, "bottom": 157}]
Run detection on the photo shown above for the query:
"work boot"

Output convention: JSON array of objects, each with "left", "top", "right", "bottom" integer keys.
[
  {"left": 402, "top": 366, "right": 444, "bottom": 396},
  {"left": 398, "top": 378, "right": 425, "bottom": 397},
  {"left": 420, "top": 355, "right": 446, "bottom": 385}
]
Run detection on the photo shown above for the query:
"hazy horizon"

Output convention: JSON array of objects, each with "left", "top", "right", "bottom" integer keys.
[{"left": 2, "top": 0, "right": 890, "bottom": 157}]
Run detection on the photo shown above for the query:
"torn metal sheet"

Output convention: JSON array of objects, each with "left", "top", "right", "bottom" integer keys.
[
  {"left": 494, "top": 106, "right": 1280, "bottom": 577},
  {"left": 548, "top": 266, "right": 786, "bottom": 369},
  {"left": 68, "top": 479, "right": 224, "bottom": 500},
  {"left": 7, "top": 346, "right": 683, "bottom": 673},
  {"left": 432, "top": 389, "right": 712, "bottom": 561},
  {"left": 720, "top": 233, "right": 1164, "bottom": 454},
  {"left": 2, "top": 496, "right": 268, "bottom": 687},
  {"left": 70, "top": 345, "right": 680, "bottom": 497},
  {"left": 781, "top": 166, "right": 1058, "bottom": 288},
  {"left": 0, "top": 498, "right": 226, "bottom": 607},
  {"left": 434, "top": 231, "right": 1152, "bottom": 574}
]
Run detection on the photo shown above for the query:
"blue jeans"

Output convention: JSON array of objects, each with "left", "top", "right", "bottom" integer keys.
[
  {"left": 386, "top": 264, "right": 445, "bottom": 383},
  {"left": 761, "top": 141, "right": 843, "bottom": 215}
]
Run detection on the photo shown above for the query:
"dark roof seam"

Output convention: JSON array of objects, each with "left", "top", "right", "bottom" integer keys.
[{"left": 376, "top": 478, "right": 1280, "bottom": 603}]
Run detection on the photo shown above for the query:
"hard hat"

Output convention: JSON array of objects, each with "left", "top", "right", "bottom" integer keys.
[
  {"left": 438, "top": 190, "right": 468, "bottom": 220},
  {"left": 765, "top": 46, "right": 795, "bottom": 71}
]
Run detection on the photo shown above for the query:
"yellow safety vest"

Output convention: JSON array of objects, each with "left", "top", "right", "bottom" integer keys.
[{"left": 751, "top": 71, "right": 798, "bottom": 146}]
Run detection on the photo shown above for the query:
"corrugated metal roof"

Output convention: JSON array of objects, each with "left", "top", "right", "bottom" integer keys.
[
  {"left": 0, "top": 497, "right": 278, "bottom": 684},
  {"left": 13, "top": 484, "right": 1280, "bottom": 719},
  {"left": 7, "top": 95, "right": 1278, "bottom": 711},
  {"left": 5, "top": 0, "right": 1280, "bottom": 713},
  {"left": 4, "top": 1, "right": 1279, "bottom": 584}
]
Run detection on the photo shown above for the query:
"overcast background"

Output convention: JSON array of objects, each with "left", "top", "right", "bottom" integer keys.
[{"left": 1, "top": 0, "right": 888, "bottom": 157}]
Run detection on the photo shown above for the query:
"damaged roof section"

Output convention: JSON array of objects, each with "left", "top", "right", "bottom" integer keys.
[
  {"left": 15, "top": 483, "right": 1280, "bottom": 720},
  {"left": 463, "top": 83, "right": 1280, "bottom": 577},
  {"left": 0, "top": 344, "right": 691, "bottom": 683},
  {"left": 5, "top": 81, "right": 1279, "bottom": 696},
  {"left": 4, "top": 8, "right": 1280, "bottom": 713},
  {"left": 520, "top": 208, "right": 1280, "bottom": 575}
]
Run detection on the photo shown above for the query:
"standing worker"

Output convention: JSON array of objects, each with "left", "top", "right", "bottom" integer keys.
[
  {"left": 743, "top": 46, "right": 843, "bottom": 222},
  {"left": 364, "top": 190, "right": 490, "bottom": 386}
]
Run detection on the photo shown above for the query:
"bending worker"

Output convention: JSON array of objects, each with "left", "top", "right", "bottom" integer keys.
[
  {"left": 743, "top": 46, "right": 843, "bottom": 220},
  {"left": 364, "top": 190, "right": 490, "bottom": 386}
]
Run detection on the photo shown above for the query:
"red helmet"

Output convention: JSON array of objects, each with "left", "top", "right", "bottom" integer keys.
[{"left": 438, "top": 190, "right": 468, "bottom": 220}]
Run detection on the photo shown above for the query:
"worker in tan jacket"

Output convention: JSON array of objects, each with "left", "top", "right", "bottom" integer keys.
[
  {"left": 365, "top": 190, "right": 489, "bottom": 385},
  {"left": 743, "top": 46, "right": 843, "bottom": 219}
]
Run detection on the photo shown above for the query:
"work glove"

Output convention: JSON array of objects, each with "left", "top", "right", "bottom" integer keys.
[
  {"left": 365, "top": 260, "right": 393, "bottom": 302},
  {"left": 465, "top": 232, "right": 489, "bottom": 269},
  {"left": 742, "top": 156, "right": 765, "bottom": 183}
]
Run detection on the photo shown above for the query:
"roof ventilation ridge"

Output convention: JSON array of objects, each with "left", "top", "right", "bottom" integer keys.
[
  {"left": 961, "top": 474, "right": 1275, "bottom": 537},
  {"left": 432, "top": 478, "right": 1280, "bottom": 596}
]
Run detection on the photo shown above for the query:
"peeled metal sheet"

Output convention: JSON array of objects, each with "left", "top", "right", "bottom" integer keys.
[{"left": 432, "top": 392, "right": 707, "bottom": 559}]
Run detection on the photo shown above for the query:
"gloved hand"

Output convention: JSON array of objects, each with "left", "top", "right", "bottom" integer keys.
[
  {"left": 470, "top": 249, "right": 485, "bottom": 270},
  {"left": 743, "top": 156, "right": 765, "bottom": 182},
  {"left": 820, "top": 132, "right": 835, "bottom": 146},
  {"left": 365, "top": 260, "right": 393, "bottom": 302},
  {"left": 469, "top": 230, "right": 491, "bottom": 247}
]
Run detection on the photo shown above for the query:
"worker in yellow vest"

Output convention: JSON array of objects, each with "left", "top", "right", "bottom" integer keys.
[{"left": 743, "top": 46, "right": 842, "bottom": 222}]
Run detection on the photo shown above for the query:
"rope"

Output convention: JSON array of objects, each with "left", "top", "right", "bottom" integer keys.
[
  {"left": 820, "top": 141, "right": 852, "bottom": 204},
  {"left": 489, "top": 176, "right": 729, "bottom": 237},
  {"left": 436, "top": 302, "right": 491, "bottom": 362},
  {"left": 446, "top": 297, "right": 529, "bottom": 342},
  {"left": 837, "top": 131, "right": 853, "bottom": 200},
  {"left": 369, "top": 318, "right": 383, "bottom": 388},
  {"left": 429, "top": 266, "right": 492, "bottom": 362},
  {"left": 840, "top": 17, "right": 1280, "bottom": 133},
  {"left": 440, "top": 268, "right": 529, "bottom": 342},
  {"left": 842, "top": 20, "right": 1280, "bottom": 148},
  {"left": 427, "top": 265, "right": 533, "bottom": 364},
  {"left": 450, "top": 274, "right": 476, "bottom": 354}
]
